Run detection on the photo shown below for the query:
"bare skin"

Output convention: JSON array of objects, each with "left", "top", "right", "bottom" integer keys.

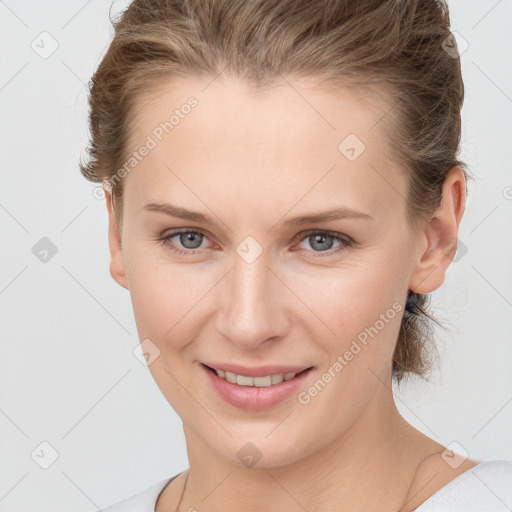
[
  {"left": 156, "top": 455, "right": 478, "bottom": 512},
  {"left": 105, "top": 74, "right": 476, "bottom": 511}
]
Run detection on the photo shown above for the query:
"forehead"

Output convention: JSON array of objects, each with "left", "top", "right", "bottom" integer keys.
[{"left": 123, "top": 74, "right": 407, "bottom": 219}]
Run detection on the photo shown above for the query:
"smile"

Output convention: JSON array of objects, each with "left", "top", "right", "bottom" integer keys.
[
  {"left": 201, "top": 362, "right": 314, "bottom": 411},
  {"left": 211, "top": 367, "right": 300, "bottom": 387}
]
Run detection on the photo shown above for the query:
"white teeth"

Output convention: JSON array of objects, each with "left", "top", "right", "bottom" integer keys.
[
  {"left": 253, "top": 376, "right": 272, "bottom": 387},
  {"left": 236, "top": 375, "right": 254, "bottom": 386},
  {"left": 271, "top": 374, "right": 284, "bottom": 385},
  {"left": 214, "top": 368, "right": 298, "bottom": 387},
  {"left": 225, "top": 371, "right": 237, "bottom": 384}
]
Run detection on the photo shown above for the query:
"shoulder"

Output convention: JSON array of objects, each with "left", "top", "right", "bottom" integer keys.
[
  {"left": 413, "top": 459, "right": 512, "bottom": 511},
  {"left": 94, "top": 476, "right": 177, "bottom": 512}
]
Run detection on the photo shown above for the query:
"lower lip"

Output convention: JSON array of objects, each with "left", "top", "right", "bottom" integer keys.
[{"left": 201, "top": 363, "right": 313, "bottom": 411}]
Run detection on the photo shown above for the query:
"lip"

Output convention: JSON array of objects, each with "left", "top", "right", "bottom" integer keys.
[
  {"left": 201, "top": 362, "right": 311, "bottom": 377},
  {"left": 200, "top": 362, "right": 314, "bottom": 411}
]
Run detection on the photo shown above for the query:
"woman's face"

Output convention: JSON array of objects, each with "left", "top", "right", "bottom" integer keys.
[{"left": 106, "top": 75, "right": 435, "bottom": 467}]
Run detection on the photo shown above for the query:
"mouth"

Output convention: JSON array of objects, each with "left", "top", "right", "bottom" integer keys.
[
  {"left": 202, "top": 363, "right": 312, "bottom": 387},
  {"left": 201, "top": 362, "right": 314, "bottom": 411}
]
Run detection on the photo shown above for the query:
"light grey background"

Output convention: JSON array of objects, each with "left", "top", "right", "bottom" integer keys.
[{"left": 0, "top": 1, "right": 511, "bottom": 511}]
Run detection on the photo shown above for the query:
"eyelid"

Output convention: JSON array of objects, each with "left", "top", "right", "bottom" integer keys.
[
  {"left": 158, "top": 227, "right": 354, "bottom": 256},
  {"left": 292, "top": 228, "right": 353, "bottom": 244},
  {"left": 160, "top": 227, "right": 354, "bottom": 243},
  {"left": 159, "top": 227, "right": 215, "bottom": 253}
]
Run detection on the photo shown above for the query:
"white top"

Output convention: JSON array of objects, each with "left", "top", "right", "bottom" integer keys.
[{"left": 97, "top": 460, "right": 512, "bottom": 512}]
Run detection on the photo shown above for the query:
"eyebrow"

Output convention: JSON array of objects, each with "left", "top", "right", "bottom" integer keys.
[{"left": 143, "top": 202, "right": 373, "bottom": 228}]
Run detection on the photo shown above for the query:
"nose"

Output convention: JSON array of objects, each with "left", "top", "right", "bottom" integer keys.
[{"left": 214, "top": 248, "right": 290, "bottom": 350}]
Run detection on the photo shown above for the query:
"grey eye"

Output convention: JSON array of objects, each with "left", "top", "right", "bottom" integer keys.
[
  {"left": 307, "top": 233, "right": 336, "bottom": 252},
  {"left": 178, "top": 232, "right": 204, "bottom": 249},
  {"left": 297, "top": 232, "right": 346, "bottom": 253}
]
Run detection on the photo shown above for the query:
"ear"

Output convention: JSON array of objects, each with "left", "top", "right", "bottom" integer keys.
[
  {"left": 104, "top": 186, "right": 129, "bottom": 290},
  {"left": 409, "top": 166, "right": 466, "bottom": 294}
]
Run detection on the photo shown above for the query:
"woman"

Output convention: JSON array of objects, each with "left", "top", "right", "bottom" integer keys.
[{"left": 80, "top": 0, "right": 512, "bottom": 510}]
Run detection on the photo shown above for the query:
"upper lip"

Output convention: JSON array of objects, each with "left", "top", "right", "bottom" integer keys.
[{"left": 202, "top": 362, "right": 313, "bottom": 378}]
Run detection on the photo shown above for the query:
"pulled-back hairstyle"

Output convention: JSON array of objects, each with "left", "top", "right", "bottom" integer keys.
[{"left": 79, "top": 0, "right": 471, "bottom": 384}]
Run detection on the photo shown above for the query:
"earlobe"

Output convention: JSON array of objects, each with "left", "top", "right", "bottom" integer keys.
[
  {"left": 409, "top": 166, "right": 466, "bottom": 295},
  {"left": 104, "top": 187, "right": 129, "bottom": 290}
]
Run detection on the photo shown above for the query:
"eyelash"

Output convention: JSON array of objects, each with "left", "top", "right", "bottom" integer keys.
[{"left": 157, "top": 228, "right": 353, "bottom": 257}]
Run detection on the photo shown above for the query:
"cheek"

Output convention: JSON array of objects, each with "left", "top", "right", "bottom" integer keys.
[
  {"left": 289, "top": 270, "right": 405, "bottom": 435},
  {"left": 125, "top": 247, "right": 218, "bottom": 341},
  {"left": 290, "top": 262, "right": 404, "bottom": 339},
  {"left": 286, "top": 253, "right": 407, "bottom": 385}
]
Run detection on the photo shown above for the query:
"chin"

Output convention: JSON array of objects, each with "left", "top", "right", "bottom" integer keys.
[{"left": 210, "top": 431, "right": 311, "bottom": 470}]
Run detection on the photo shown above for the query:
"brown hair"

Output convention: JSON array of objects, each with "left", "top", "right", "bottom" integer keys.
[{"left": 79, "top": 0, "right": 471, "bottom": 384}]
